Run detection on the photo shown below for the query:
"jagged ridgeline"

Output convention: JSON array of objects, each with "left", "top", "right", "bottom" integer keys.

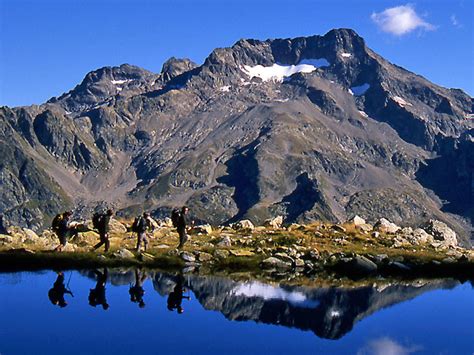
[{"left": 1, "top": 29, "right": 473, "bottom": 241}]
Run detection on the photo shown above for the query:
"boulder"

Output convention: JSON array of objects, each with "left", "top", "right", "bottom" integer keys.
[
  {"left": 0, "top": 234, "right": 13, "bottom": 244},
  {"left": 194, "top": 224, "right": 213, "bottom": 234},
  {"left": 349, "top": 215, "right": 366, "bottom": 226},
  {"left": 213, "top": 249, "right": 230, "bottom": 259},
  {"left": 180, "top": 251, "right": 196, "bottom": 262},
  {"left": 371, "top": 231, "right": 380, "bottom": 238},
  {"left": 263, "top": 216, "right": 283, "bottom": 229},
  {"left": 273, "top": 252, "right": 294, "bottom": 263},
  {"left": 114, "top": 248, "right": 135, "bottom": 259},
  {"left": 233, "top": 220, "right": 255, "bottom": 231},
  {"left": 163, "top": 217, "right": 174, "bottom": 228},
  {"left": 261, "top": 257, "right": 292, "bottom": 269},
  {"left": 357, "top": 224, "right": 373, "bottom": 233},
  {"left": 374, "top": 218, "right": 400, "bottom": 233},
  {"left": 422, "top": 220, "right": 457, "bottom": 247},
  {"left": 109, "top": 219, "right": 128, "bottom": 234},
  {"left": 411, "top": 228, "right": 434, "bottom": 244},
  {"left": 217, "top": 236, "right": 232, "bottom": 247},
  {"left": 229, "top": 250, "right": 255, "bottom": 257},
  {"left": 196, "top": 252, "right": 213, "bottom": 262},
  {"left": 23, "top": 228, "right": 39, "bottom": 241},
  {"left": 336, "top": 255, "right": 378, "bottom": 277},
  {"left": 331, "top": 225, "right": 346, "bottom": 233}
]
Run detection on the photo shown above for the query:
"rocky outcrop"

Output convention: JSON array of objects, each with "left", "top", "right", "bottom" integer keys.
[{"left": 423, "top": 220, "right": 458, "bottom": 247}]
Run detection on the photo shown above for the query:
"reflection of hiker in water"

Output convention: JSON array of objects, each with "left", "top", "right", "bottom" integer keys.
[
  {"left": 129, "top": 269, "right": 147, "bottom": 308},
  {"left": 167, "top": 273, "right": 191, "bottom": 314},
  {"left": 88, "top": 268, "right": 109, "bottom": 310},
  {"left": 48, "top": 271, "right": 73, "bottom": 308}
]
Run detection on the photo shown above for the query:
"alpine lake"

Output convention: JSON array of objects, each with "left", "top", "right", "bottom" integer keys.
[{"left": 1, "top": 268, "right": 473, "bottom": 355}]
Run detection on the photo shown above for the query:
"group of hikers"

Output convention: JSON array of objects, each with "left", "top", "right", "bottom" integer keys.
[
  {"left": 51, "top": 206, "right": 191, "bottom": 253},
  {"left": 48, "top": 268, "right": 190, "bottom": 313}
]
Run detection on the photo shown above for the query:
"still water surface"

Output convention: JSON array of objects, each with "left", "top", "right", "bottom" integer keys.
[{"left": 1, "top": 269, "right": 473, "bottom": 354}]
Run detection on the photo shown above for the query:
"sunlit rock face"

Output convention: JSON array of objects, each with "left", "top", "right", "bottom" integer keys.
[{"left": 1, "top": 29, "right": 472, "bottom": 244}]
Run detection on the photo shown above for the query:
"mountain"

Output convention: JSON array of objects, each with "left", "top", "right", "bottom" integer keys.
[
  {"left": 1, "top": 29, "right": 473, "bottom": 242},
  {"left": 151, "top": 273, "right": 460, "bottom": 340}
]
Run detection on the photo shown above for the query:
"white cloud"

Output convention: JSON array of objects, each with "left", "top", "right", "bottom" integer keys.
[
  {"left": 371, "top": 4, "right": 435, "bottom": 36},
  {"left": 450, "top": 14, "right": 461, "bottom": 27},
  {"left": 357, "top": 337, "right": 422, "bottom": 355}
]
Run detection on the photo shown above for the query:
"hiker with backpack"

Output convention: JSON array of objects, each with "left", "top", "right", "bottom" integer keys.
[
  {"left": 92, "top": 209, "right": 114, "bottom": 253},
  {"left": 171, "top": 206, "right": 193, "bottom": 249},
  {"left": 129, "top": 268, "right": 147, "bottom": 308},
  {"left": 131, "top": 212, "right": 153, "bottom": 252},
  {"left": 88, "top": 268, "right": 109, "bottom": 310},
  {"left": 48, "top": 271, "right": 73, "bottom": 308},
  {"left": 52, "top": 211, "right": 75, "bottom": 252}
]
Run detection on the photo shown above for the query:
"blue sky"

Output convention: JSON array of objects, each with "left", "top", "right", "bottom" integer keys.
[{"left": 0, "top": 0, "right": 472, "bottom": 107}]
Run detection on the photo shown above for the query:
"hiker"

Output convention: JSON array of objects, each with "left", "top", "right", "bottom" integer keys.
[
  {"left": 52, "top": 211, "right": 74, "bottom": 252},
  {"left": 167, "top": 273, "right": 190, "bottom": 314},
  {"left": 92, "top": 209, "right": 114, "bottom": 252},
  {"left": 129, "top": 268, "right": 147, "bottom": 308},
  {"left": 172, "top": 206, "right": 192, "bottom": 249},
  {"left": 88, "top": 268, "right": 109, "bottom": 310},
  {"left": 132, "top": 212, "right": 153, "bottom": 252},
  {"left": 48, "top": 271, "right": 73, "bottom": 308}
]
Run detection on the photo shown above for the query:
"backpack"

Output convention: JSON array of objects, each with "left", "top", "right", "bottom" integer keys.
[
  {"left": 92, "top": 213, "right": 103, "bottom": 230},
  {"left": 171, "top": 209, "right": 181, "bottom": 228},
  {"left": 52, "top": 214, "right": 63, "bottom": 231},
  {"left": 131, "top": 216, "right": 141, "bottom": 233}
]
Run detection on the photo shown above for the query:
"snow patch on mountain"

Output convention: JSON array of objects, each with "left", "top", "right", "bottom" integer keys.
[
  {"left": 232, "top": 281, "right": 319, "bottom": 308},
  {"left": 219, "top": 85, "right": 231, "bottom": 92},
  {"left": 341, "top": 52, "right": 352, "bottom": 58},
  {"left": 241, "top": 58, "right": 329, "bottom": 82},
  {"left": 111, "top": 79, "right": 132, "bottom": 85}
]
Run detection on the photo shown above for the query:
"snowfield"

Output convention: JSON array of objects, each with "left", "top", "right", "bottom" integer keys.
[{"left": 241, "top": 58, "right": 330, "bottom": 82}]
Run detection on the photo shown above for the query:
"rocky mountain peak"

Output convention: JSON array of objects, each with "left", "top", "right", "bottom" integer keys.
[{"left": 161, "top": 57, "right": 198, "bottom": 81}]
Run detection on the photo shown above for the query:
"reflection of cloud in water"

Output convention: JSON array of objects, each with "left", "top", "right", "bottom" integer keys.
[
  {"left": 231, "top": 281, "right": 319, "bottom": 308},
  {"left": 357, "top": 337, "right": 422, "bottom": 355}
]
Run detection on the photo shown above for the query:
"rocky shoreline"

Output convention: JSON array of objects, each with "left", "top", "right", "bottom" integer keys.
[{"left": 1, "top": 216, "right": 473, "bottom": 279}]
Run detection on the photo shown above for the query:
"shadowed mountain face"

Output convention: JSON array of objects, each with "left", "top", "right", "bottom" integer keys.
[
  {"left": 1, "top": 29, "right": 473, "bottom": 240},
  {"left": 150, "top": 273, "right": 460, "bottom": 340}
]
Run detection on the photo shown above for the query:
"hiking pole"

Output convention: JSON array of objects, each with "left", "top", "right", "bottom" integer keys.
[{"left": 66, "top": 271, "right": 74, "bottom": 297}]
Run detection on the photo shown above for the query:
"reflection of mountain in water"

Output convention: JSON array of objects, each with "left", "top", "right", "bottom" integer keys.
[
  {"left": 81, "top": 269, "right": 460, "bottom": 339},
  {"left": 154, "top": 274, "right": 460, "bottom": 340}
]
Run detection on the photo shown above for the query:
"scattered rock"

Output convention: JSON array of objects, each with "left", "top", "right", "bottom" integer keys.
[
  {"left": 422, "top": 220, "right": 458, "bottom": 247},
  {"left": 273, "top": 253, "right": 294, "bottom": 263},
  {"left": 180, "top": 251, "right": 196, "bottom": 262},
  {"left": 287, "top": 223, "right": 304, "bottom": 231},
  {"left": 109, "top": 219, "right": 128, "bottom": 234},
  {"left": 336, "top": 255, "right": 378, "bottom": 276},
  {"left": 197, "top": 252, "right": 213, "bottom": 262},
  {"left": 213, "top": 249, "right": 230, "bottom": 259},
  {"left": 264, "top": 216, "right": 283, "bottom": 229},
  {"left": 331, "top": 225, "right": 346, "bottom": 233},
  {"left": 114, "top": 248, "right": 135, "bottom": 259},
  {"left": 261, "top": 257, "right": 292, "bottom": 269},
  {"left": 163, "top": 217, "right": 174, "bottom": 228},
  {"left": 139, "top": 252, "right": 155, "bottom": 262},
  {"left": 217, "top": 236, "right": 232, "bottom": 247},
  {"left": 229, "top": 250, "right": 255, "bottom": 257},
  {"left": 294, "top": 258, "right": 305, "bottom": 267},
  {"left": 233, "top": 220, "right": 255, "bottom": 231},
  {"left": 371, "top": 231, "right": 380, "bottom": 238},
  {"left": 349, "top": 215, "right": 366, "bottom": 226},
  {"left": 194, "top": 224, "right": 213, "bottom": 234},
  {"left": 357, "top": 224, "right": 373, "bottom": 233},
  {"left": 374, "top": 218, "right": 400, "bottom": 233},
  {"left": 0, "top": 234, "right": 14, "bottom": 244}
]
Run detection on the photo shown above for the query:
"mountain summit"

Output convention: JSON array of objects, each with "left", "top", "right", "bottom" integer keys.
[{"left": 1, "top": 29, "right": 473, "bottom": 243}]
